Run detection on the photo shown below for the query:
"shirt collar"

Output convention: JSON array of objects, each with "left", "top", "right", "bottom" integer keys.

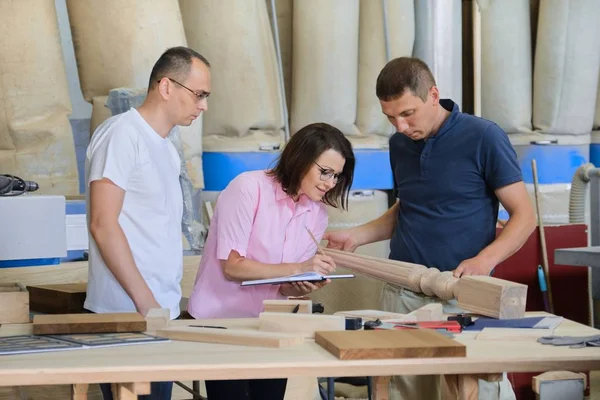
[
  {"left": 273, "top": 179, "right": 313, "bottom": 216},
  {"left": 433, "top": 99, "right": 461, "bottom": 139}
]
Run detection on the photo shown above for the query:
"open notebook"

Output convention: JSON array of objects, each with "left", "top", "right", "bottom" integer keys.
[{"left": 241, "top": 272, "right": 354, "bottom": 287}]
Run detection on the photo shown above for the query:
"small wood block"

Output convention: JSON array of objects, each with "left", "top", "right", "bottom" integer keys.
[
  {"left": 0, "top": 283, "right": 29, "bottom": 324},
  {"left": 259, "top": 312, "right": 345, "bottom": 338},
  {"left": 533, "top": 371, "right": 587, "bottom": 394},
  {"left": 263, "top": 299, "right": 312, "bottom": 314},
  {"left": 156, "top": 326, "right": 305, "bottom": 348},
  {"left": 408, "top": 303, "right": 444, "bottom": 322},
  {"left": 145, "top": 308, "right": 170, "bottom": 332},
  {"left": 27, "top": 283, "right": 87, "bottom": 314},
  {"left": 314, "top": 329, "right": 466, "bottom": 360},
  {"left": 456, "top": 276, "right": 527, "bottom": 319},
  {"left": 32, "top": 312, "right": 146, "bottom": 335}
]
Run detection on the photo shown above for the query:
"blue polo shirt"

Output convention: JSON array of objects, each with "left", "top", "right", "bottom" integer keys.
[{"left": 389, "top": 99, "right": 522, "bottom": 272}]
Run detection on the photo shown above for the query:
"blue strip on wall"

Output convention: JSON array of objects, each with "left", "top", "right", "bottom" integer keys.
[
  {"left": 0, "top": 258, "right": 60, "bottom": 268},
  {"left": 202, "top": 150, "right": 394, "bottom": 191},
  {"left": 591, "top": 144, "right": 600, "bottom": 167},
  {"left": 517, "top": 144, "right": 588, "bottom": 184}
]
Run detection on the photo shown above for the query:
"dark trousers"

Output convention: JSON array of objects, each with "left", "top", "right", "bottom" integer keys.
[
  {"left": 100, "top": 382, "right": 173, "bottom": 400},
  {"left": 205, "top": 378, "right": 287, "bottom": 400}
]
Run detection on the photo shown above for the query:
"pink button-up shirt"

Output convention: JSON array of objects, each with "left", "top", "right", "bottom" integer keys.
[{"left": 187, "top": 170, "right": 329, "bottom": 319}]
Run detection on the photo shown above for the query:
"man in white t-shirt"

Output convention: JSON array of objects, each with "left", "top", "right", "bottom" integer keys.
[{"left": 84, "top": 46, "right": 211, "bottom": 400}]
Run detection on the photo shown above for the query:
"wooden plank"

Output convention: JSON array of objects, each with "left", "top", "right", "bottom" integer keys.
[
  {"left": 32, "top": 313, "right": 146, "bottom": 335},
  {"left": 0, "top": 283, "right": 29, "bottom": 324},
  {"left": 314, "top": 329, "right": 466, "bottom": 360},
  {"left": 156, "top": 326, "right": 305, "bottom": 348},
  {"left": 474, "top": 328, "right": 550, "bottom": 341},
  {"left": 27, "top": 283, "right": 87, "bottom": 314}
]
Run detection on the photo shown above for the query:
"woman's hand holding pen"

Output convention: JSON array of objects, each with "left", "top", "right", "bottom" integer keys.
[{"left": 300, "top": 254, "right": 336, "bottom": 275}]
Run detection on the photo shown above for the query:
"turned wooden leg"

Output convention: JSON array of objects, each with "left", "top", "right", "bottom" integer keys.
[
  {"left": 71, "top": 384, "right": 89, "bottom": 400},
  {"left": 372, "top": 376, "right": 391, "bottom": 400}
]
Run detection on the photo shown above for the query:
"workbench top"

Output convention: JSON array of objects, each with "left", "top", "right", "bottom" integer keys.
[{"left": 0, "top": 312, "right": 598, "bottom": 387}]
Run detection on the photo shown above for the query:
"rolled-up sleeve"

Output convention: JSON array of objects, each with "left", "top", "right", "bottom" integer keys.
[{"left": 214, "top": 175, "right": 259, "bottom": 260}]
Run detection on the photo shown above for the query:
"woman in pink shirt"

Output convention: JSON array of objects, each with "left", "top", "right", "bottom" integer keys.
[{"left": 188, "top": 122, "right": 355, "bottom": 400}]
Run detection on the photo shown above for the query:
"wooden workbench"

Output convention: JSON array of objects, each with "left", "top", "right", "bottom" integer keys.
[{"left": 0, "top": 314, "right": 599, "bottom": 399}]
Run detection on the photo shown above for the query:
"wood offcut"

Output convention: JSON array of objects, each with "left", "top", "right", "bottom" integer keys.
[
  {"left": 32, "top": 313, "right": 146, "bottom": 335},
  {"left": 314, "top": 329, "right": 466, "bottom": 360}
]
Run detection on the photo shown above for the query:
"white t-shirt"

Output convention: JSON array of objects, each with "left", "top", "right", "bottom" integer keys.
[{"left": 84, "top": 108, "right": 183, "bottom": 319}]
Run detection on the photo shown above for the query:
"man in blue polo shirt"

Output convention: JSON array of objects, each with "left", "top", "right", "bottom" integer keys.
[{"left": 324, "top": 57, "right": 535, "bottom": 399}]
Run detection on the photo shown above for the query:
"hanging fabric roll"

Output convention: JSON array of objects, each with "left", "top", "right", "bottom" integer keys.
[
  {"left": 412, "top": 0, "right": 463, "bottom": 108},
  {"left": 533, "top": 0, "right": 600, "bottom": 139},
  {"left": 291, "top": 0, "right": 361, "bottom": 136},
  {"left": 356, "top": 0, "right": 415, "bottom": 139},
  {"left": 480, "top": 0, "right": 532, "bottom": 135},
  {"left": 66, "top": 0, "right": 187, "bottom": 102},
  {"left": 0, "top": 0, "right": 79, "bottom": 195},
  {"left": 180, "top": 0, "right": 285, "bottom": 151}
]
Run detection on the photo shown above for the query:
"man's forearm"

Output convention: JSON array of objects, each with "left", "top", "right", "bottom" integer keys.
[
  {"left": 478, "top": 210, "right": 536, "bottom": 267},
  {"left": 354, "top": 201, "right": 399, "bottom": 246},
  {"left": 90, "top": 223, "right": 156, "bottom": 309}
]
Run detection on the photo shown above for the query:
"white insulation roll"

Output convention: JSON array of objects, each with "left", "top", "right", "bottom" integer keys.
[
  {"left": 0, "top": 0, "right": 79, "bottom": 195},
  {"left": 311, "top": 190, "right": 391, "bottom": 314},
  {"left": 480, "top": 0, "right": 532, "bottom": 134},
  {"left": 89, "top": 96, "right": 110, "bottom": 138},
  {"left": 413, "top": 0, "right": 463, "bottom": 108},
  {"left": 180, "top": 0, "right": 285, "bottom": 149},
  {"left": 356, "top": 0, "right": 415, "bottom": 137},
  {"left": 291, "top": 0, "right": 361, "bottom": 136},
  {"left": 533, "top": 0, "right": 600, "bottom": 135},
  {"left": 66, "top": 0, "right": 187, "bottom": 102}
]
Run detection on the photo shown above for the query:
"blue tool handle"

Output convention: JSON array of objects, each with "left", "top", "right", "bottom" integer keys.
[{"left": 538, "top": 265, "right": 547, "bottom": 292}]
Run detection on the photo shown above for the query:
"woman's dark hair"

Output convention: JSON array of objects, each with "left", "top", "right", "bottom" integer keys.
[{"left": 267, "top": 122, "right": 355, "bottom": 210}]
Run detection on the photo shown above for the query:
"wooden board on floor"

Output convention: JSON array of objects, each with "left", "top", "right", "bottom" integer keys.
[
  {"left": 27, "top": 283, "right": 87, "bottom": 314},
  {"left": 156, "top": 326, "right": 305, "bottom": 348},
  {"left": 32, "top": 313, "right": 146, "bottom": 335},
  {"left": 314, "top": 329, "right": 466, "bottom": 360}
]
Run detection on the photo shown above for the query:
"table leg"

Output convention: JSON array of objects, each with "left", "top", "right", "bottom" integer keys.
[
  {"left": 372, "top": 376, "right": 390, "bottom": 400},
  {"left": 71, "top": 383, "right": 89, "bottom": 400},
  {"left": 110, "top": 382, "right": 151, "bottom": 399}
]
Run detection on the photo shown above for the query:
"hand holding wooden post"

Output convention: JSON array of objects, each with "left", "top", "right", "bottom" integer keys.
[{"left": 321, "top": 247, "right": 528, "bottom": 320}]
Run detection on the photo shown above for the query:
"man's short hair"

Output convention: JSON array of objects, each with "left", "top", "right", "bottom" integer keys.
[
  {"left": 376, "top": 57, "right": 436, "bottom": 102},
  {"left": 148, "top": 46, "right": 210, "bottom": 89}
]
